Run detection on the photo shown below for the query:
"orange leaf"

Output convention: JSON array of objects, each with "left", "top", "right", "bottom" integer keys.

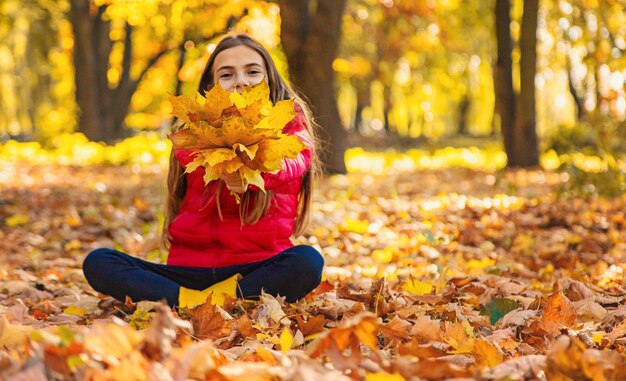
[
  {"left": 545, "top": 335, "right": 587, "bottom": 380},
  {"left": 398, "top": 338, "right": 448, "bottom": 358},
  {"left": 308, "top": 313, "right": 378, "bottom": 358},
  {"left": 379, "top": 316, "right": 412, "bottom": 343},
  {"left": 473, "top": 339, "right": 504, "bottom": 369},
  {"left": 410, "top": 315, "right": 443, "bottom": 342},
  {"left": 295, "top": 314, "right": 326, "bottom": 337},
  {"left": 442, "top": 321, "right": 475, "bottom": 354},
  {"left": 541, "top": 283, "right": 577, "bottom": 336},
  {"left": 308, "top": 280, "right": 334, "bottom": 297},
  {"left": 236, "top": 314, "right": 258, "bottom": 338}
]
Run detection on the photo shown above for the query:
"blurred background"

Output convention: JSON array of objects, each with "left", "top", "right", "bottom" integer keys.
[{"left": 1, "top": 0, "right": 625, "bottom": 176}]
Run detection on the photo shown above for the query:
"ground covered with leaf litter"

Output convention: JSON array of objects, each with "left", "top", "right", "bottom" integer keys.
[{"left": 1, "top": 161, "right": 626, "bottom": 380}]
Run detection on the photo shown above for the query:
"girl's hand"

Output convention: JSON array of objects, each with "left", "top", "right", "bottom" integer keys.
[{"left": 221, "top": 172, "right": 248, "bottom": 194}]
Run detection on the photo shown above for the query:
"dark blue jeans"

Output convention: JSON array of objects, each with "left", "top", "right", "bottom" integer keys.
[{"left": 82, "top": 245, "right": 323, "bottom": 307}]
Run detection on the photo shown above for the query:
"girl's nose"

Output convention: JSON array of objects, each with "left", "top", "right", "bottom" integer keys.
[{"left": 234, "top": 76, "right": 249, "bottom": 93}]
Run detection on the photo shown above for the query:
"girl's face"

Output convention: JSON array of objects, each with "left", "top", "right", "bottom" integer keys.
[{"left": 212, "top": 45, "right": 268, "bottom": 93}]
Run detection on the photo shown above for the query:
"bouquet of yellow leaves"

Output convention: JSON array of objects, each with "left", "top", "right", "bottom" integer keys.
[{"left": 168, "top": 81, "right": 306, "bottom": 192}]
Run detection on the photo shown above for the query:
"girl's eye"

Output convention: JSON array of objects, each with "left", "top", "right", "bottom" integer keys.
[
  {"left": 219, "top": 73, "right": 233, "bottom": 79},
  {"left": 249, "top": 70, "right": 262, "bottom": 75}
]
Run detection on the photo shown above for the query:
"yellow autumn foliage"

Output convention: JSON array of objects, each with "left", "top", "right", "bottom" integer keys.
[{"left": 168, "top": 81, "right": 305, "bottom": 191}]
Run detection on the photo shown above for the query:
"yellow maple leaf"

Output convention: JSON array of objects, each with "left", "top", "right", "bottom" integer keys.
[
  {"left": 403, "top": 278, "right": 434, "bottom": 296},
  {"left": 63, "top": 305, "right": 87, "bottom": 317},
  {"left": 473, "top": 338, "right": 504, "bottom": 368},
  {"left": 6, "top": 214, "right": 29, "bottom": 227},
  {"left": 443, "top": 321, "right": 475, "bottom": 354},
  {"left": 366, "top": 373, "right": 407, "bottom": 381},
  {"left": 0, "top": 316, "right": 34, "bottom": 348},
  {"left": 168, "top": 81, "right": 305, "bottom": 192},
  {"left": 280, "top": 327, "right": 293, "bottom": 353}
]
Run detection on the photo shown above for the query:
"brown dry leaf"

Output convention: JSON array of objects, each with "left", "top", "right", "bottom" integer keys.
[
  {"left": 142, "top": 304, "right": 193, "bottom": 361},
  {"left": 602, "top": 304, "right": 626, "bottom": 327},
  {"left": 283, "top": 354, "right": 352, "bottom": 381},
  {"left": 340, "top": 301, "right": 367, "bottom": 322},
  {"left": 496, "top": 281, "right": 527, "bottom": 296},
  {"left": 482, "top": 355, "right": 547, "bottom": 380},
  {"left": 295, "top": 314, "right": 326, "bottom": 337},
  {"left": 236, "top": 314, "right": 258, "bottom": 339},
  {"left": 544, "top": 335, "right": 587, "bottom": 380},
  {"left": 398, "top": 339, "right": 448, "bottom": 358},
  {"left": 390, "top": 356, "right": 472, "bottom": 379},
  {"left": 540, "top": 284, "right": 577, "bottom": 336},
  {"left": 336, "top": 284, "right": 374, "bottom": 305},
  {"left": 484, "top": 328, "right": 520, "bottom": 352},
  {"left": 393, "top": 305, "right": 424, "bottom": 320},
  {"left": 496, "top": 308, "right": 538, "bottom": 329},
  {"left": 442, "top": 321, "right": 475, "bottom": 354},
  {"left": 410, "top": 315, "right": 443, "bottom": 342},
  {"left": 369, "top": 278, "right": 390, "bottom": 316},
  {"left": 190, "top": 303, "right": 233, "bottom": 341},
  {"left": 379, "top": 315, "right": 412, "bottom": 344},
  {"left": 607, "top": 319, "right": 626, "bottom": 341},
  {"left": 573, "top": 298, "right": 607, "bottom": 322},
  {"left": 580, "top": 347, "right": 626, "bottom": 381},
  {"left": 562, "top": 279, "right": 596, "bottom": 301}
]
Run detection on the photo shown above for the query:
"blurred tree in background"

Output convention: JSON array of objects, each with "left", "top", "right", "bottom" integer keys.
[
  {"left": 0, "top": 0, "right": 71, "bottom": 141},
  {"left": 1, "top": 0, "right": 625, "bottom": 169},
  {"left": 68, "top": 0, "right": 251, "bottom": 143},
  {"left": 496, "top": 0, "right": 540, "bottom": 167},
  {"left": 337, "top": 0, "right": 496, "bottom": 143},
  {"left": 278, "top": 0, "right": 348, "bottom": 173}
]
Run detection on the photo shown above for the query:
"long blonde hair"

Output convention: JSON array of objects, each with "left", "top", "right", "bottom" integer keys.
[{"left": 162, "top": 34, "right": 320, "bottom": 249}]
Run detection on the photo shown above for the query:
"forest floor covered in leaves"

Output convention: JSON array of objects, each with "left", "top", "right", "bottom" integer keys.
[{"left": 1, "top": 161, "right": 626, "bottom": 380}]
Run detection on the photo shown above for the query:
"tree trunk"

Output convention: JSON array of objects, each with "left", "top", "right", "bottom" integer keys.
[
  {"left": 494, "top": 0, "right": 516, "bottom": 164},
  {"left": 278, "top": 0, "right": 348, "bottom": 174},
  {"left": 354, "top": 86, "right": 370, "bottom": 134},
  {"left": 68, "top": 0, "right": 107, "bottom": 141},
  {"left": 382, "top": 83, "right": 392, "bottom": 135},
  {"left": 512, "top": 0, "right": 539, "bottom": 167},
  {"left": 566, "top": 58, "right": 585, "bottom": 122},
  {"left": 458, "top": 95, "right": 470, "bottom": 136},
  {"left": 68, "top": 0, "right": 170, "bottom": 143}
]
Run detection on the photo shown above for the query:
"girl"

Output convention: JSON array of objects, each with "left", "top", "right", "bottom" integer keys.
[{"left": 83, "top": 34, "right": 324, "bottom": 308}]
